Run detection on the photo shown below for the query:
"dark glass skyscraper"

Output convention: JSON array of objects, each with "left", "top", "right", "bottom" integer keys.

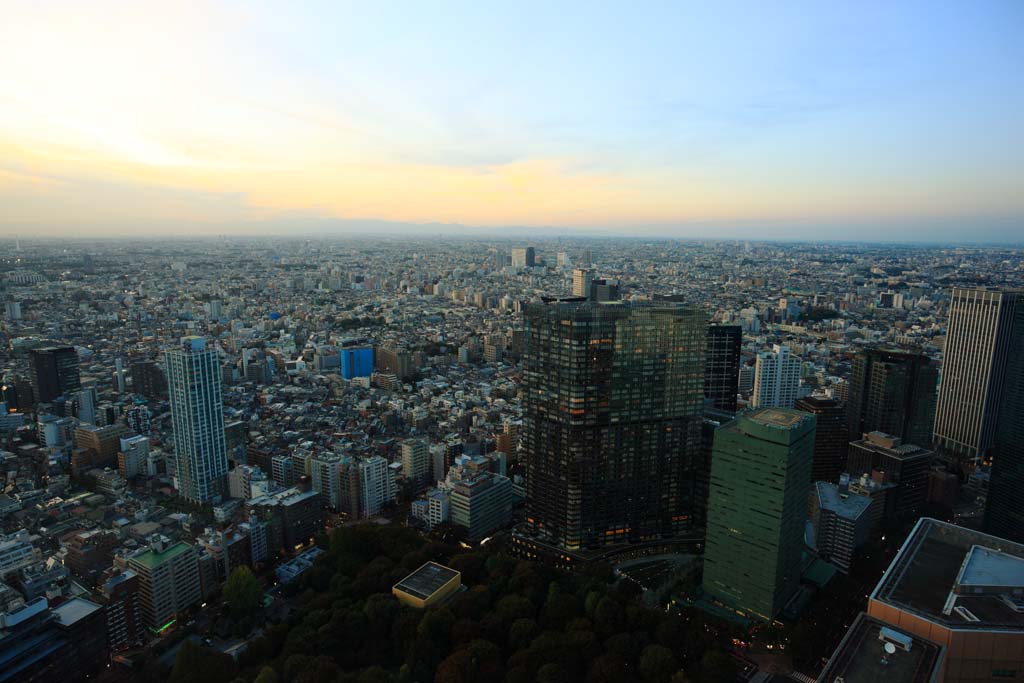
[
  {"left": 29, "top": 346, "right": 81, "bottom": 403},
  {"left": 521, "top": 300, "right": 706, "bottom": 551},
  {"left": 794, "top": 395, "right": 847, "bottom": 483},
  {"left": 846, "top": 348, "right": 937, "bottom": 447},
  {"left": 704, "top": 324, "right": 741, "bottom": 414},
  {"left": 984, "top": 300, "right": 1024, "bottom": 543}
]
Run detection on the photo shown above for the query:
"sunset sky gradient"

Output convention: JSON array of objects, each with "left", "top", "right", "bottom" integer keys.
[{"left": 1, "top": 1, "right": 1022, "bottom": 240}]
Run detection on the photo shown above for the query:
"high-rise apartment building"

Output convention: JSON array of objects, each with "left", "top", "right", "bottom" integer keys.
[
  {"left": 127, "top": 536, "right": 201, "bottom": 630},
  {"left": 934, "top": 288, "right": 1022, "bottom": 463},
  {"left": 794, "top": 395, "right": 848, "bottom": 483},
  {"left": 165, "top": 337, "right": 228, "bottom": 503},
  {"left": 402, "top": 439, "right": 430, "bottom": 492},
  {"left": 703, "top": 408, "right": 815, "bottom": 622},
  {"left": 752, "top": 344, "right": 801, "bottom": 408},
  {"left": 310, "top": 453, "right": 343, "bottom": 510},
  {"left": 984, "top": 298, "right": 1024, "bottom": 543},
  {"left": 359, "top": 455, "right": 396, "bottom": 518},
  {"left": 809, "top": 477, "right": 872, "bottom": 573},
  {"left": 705, "top": 325, "right": 742, "bottom": 414},
  {"left": 846, "top": 348, "right": 937, "bottom": 451},
  {"left": 520, "top": 300, "right": 706, "bottom": 551},
  {"left": 29, "top": 346, "right": 81, "bottom": 403}
]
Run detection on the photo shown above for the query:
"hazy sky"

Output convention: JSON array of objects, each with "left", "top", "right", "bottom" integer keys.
[{"left": 1, "top": 1, "right": 1022, "bottom": 241}]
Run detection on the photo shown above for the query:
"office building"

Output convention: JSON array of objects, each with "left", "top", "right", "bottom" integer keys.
[
  {"left": 165, "top": 336, "right": 228, "bottom": 503},
  {"left": 445, "top": 456, "right": 514, "bottom": 542},
  {"left": 0, "top": 530, "right": 37, "bottom": 578},
  {"left": 511, "top": 246, "right": 535, "bottom": 269},
  {"left": 127, "top": 536, "right": 201, "bottom": 630},
  {"left": 848, "top": 431, "right": 932, "bottom": 521},
  {"left": 0, "top": 597, "right": 108, "bottom": 682},
  {"left": 810, "top": 477, "right": 873, "bottom": 573},
  {"left": 520, "top": 300, "right": 706, "bottom": 551},
  {"left": 794, "top": 395, "right": 848, "bottom": 483},
  {"left": 29, "top": 346, "right": 81, "bottom": 403},
  {"left": 934, "top": 288, "right": 1022, "bottom": 464},
  {"left": 72, "top": 423, "right": 130, "bottom": 472},
  {"left": 129, "top": 358, "right": 166, "bottom": 399},
  {"left": 752, "top": 344, "right": 801, "bottom": 408},
  {"left": 99, "top": 568, "right": 144, "bottom": 652},
  {"left": 249, "top": 487, "right": 324, "bottom": 553},
  {"left": 340, "top": 346, "right": 374, "bottom": 379},
  {"left": 705, "top": 324, "right": 742, "bottom": 414},
  {"left": 703, "top": 408, "right": 815, "bottom": 622},
  {"left": 867, "top": 518, "right": 1024, "bottom": 683},
  {"left": 983, "top": 295, "right": 1024, "bottom": 543},
  {"left": 571, "top": 268, "right": 594, "bottom": 298},
  {"left": 846, "top": 348, "right": 938, "bottom": 452}
]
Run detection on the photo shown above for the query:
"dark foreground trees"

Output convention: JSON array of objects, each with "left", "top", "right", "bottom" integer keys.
[{"left": 222, "top": 523, "right": 742, "bottom": 682}]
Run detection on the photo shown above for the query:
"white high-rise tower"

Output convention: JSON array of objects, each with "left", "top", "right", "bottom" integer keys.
[
  {"left": 165, "top": 337, "right": 227, "bottom": 503},
  {"left": 752, "top": 344, "right": 801, "bottom": 409}
]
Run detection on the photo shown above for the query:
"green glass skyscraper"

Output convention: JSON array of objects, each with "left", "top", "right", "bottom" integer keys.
[
  {"left": 703, "top": 408, "right": 815, "bottom": 622},
  {"left": 521, "top": 300, "right": 706, "bottom": 551}
]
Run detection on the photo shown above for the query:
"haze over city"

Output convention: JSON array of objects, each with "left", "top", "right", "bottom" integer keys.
[
  {"left": 2, "top": 1, "right": 1022, "bottom": 241},
  {"left": 2, "top": 4, "right": 1024, "bottom": 683}
]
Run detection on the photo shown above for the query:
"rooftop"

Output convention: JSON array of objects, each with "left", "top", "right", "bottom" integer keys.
[
  {"left": 870, "top": 518, "right": 1024, "bottom": 631},
  {"left": 52, "top": 597, "right": 103, "bottom": 626},
  {"left": 747, "top": 408, "right": 807, "bottom": 428},
  {"left": 393, "top": 561, "right": 460, "bottom": 601},
  {"left": 128, "top": 540, "right": 192, "bottom": 570},
  {"left": 956, "top": 546, "right": 1024, "bottom": 590},
  {"left": 817, "top": 613, "right": 944, "bottom": 683},
  {"left": 816, "top": 481, "right": 872, "bottom": 521}
]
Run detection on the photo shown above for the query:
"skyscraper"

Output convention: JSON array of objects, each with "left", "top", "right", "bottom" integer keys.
[
  {"left": 511, "top": 246, "right": 535, "bottom": 269},
  {"left": 752, "top": 344, "right": 801, "bottom": 408},
  {"left": 705, "top": 324, "right": 742, "bottom": 414},
  {"left": 165, "top": 336, "right": 227, "bottom": 503},
  {"left": 29, "top": 346, "right": 81, "bottom": 403},
  {"left": 572, "top": 268, "right": 595, "bottom": 298},
  {"left": 934, "top": 288, "right": 1022, "bottom": 464},
  {"left": 984, "top": 299, "right": 1024, "bottom": 542},
  {"left": 846, "top": 347, "right": 937, "bottom": 450},
  {"left": 520, "top": 300, "right": 706, "bottom": 551},
  {"left": 794, "top": 395, "right": 847, "bottom": 483},
  {"left": 703, "top": 408, "right": 815, "bottom": 622}
]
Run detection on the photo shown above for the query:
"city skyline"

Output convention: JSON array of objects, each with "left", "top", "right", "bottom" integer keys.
[{"left": 2, "top": 2, "right": 1023, "bottom": 242}]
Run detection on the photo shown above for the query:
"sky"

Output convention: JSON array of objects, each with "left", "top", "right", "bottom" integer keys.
[{"left": 1, "top": 1, "right": 1022, "bottom": 241}]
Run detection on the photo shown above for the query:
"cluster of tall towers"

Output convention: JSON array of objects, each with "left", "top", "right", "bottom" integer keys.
[{"left": 517, "top": 285, "right": 1024, "bottom": 621}]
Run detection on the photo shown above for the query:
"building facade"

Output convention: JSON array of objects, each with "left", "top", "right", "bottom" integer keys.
[
  {"left": 704, "top": 324, "right": 742, "bottom": 414},
  {"left": 794, "top": 395, "right": 848, "bottom": 484},
  {"left": 934, "top": 288, "right": 1022, "bottom": 464},
  {"left": 520, "top": 301, "right": 706, "bottom": 551},
  {"left": 703, "top": 408, "right": 815, "bottom": 622},
  {"left": 752, "top": 344, "right": 801, "bottom": 409},
  {"left": 846, "top": 347, "right": 938, "bottom": 454},
  {"left": 165, "top": 336, "right": 228, "bottom": 503},
  {"left": 127, "top": 537, "right": 201, "bottom": 631}
]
